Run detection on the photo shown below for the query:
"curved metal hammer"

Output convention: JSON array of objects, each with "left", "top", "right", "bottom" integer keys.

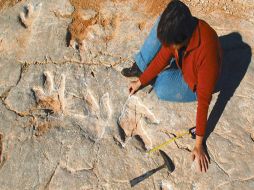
[{"left": 130, "top": 150, "right": 175, "bottom": 187}]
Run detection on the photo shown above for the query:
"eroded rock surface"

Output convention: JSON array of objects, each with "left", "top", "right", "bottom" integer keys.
[{"left": 0, "top": 0, "right": 253, "bottom": 190}]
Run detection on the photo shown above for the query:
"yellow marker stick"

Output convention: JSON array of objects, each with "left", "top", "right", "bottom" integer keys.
[{"left": 147, "top": 131, "right": 190, "bottom": 155}]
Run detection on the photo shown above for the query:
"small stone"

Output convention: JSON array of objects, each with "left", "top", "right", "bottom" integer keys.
[{"left": 160, "top": 180, "right": 174, "bottom": 190}]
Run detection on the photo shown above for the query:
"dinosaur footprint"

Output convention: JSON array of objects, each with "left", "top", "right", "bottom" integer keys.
[
  {"left": 68, "top": 9, "right": 98, "bottom": 51},
  {"left": 32, "top": 71, "right": 112, "bottom": 141},
  {"left": 19, "top": 3, "right": 42, "bottom": 28},
  {"left": 70, "top": 91, "right": 112, "bottom": 142},
  {"left": 118, "top": 96, "right": 159, "bottom": 150},
  {"left": 32, "top": 71, "right": 66, "bottom": 114}
]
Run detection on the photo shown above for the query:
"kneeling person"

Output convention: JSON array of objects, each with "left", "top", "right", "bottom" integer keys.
[{"left": 122, "top": 0, "right": 222, "bottom": 173}]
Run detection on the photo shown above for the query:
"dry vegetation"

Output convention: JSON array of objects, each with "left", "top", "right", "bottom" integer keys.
[{"left": 69, "top": 0, "right": 170, "bottom": 16}]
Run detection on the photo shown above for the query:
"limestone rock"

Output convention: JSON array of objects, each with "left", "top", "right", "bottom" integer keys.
[{"left": 0, "top": 0, "right": 253, "bottom": 189}]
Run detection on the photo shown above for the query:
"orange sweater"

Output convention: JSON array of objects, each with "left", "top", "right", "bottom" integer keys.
[{"left": 139, "top": 19, "right": 222, "bottom": 136}]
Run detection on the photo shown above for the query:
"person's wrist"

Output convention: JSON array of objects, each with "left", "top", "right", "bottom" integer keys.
[
  {"left": 194, "top": 144, "right": 203, "bottom": 150},
  {"left": 195, "top": 135, "right": 204, "bottom": 148}
]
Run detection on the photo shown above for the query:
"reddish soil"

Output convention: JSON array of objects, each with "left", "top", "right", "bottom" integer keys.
[{"left": 0, "top": 0, "right": 23, "bottom": 11}]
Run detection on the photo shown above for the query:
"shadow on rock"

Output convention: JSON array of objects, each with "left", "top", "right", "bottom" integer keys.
[{"left": 205, "top": 32, "right": 252, "bottom": 141}]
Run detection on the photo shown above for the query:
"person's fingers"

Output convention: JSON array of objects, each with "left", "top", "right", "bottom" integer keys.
[
  {"left": 205, "top": 155, "right": 209, "bottom": 170},
  {"left": 129, "top": 80, "right": 142, "bottom": 96},
  {"left": 202, "top": 157, "right": 208, "bottom": 172},
  {"left": 131, "top": 84, "right": 138, "bottom": 95},
  {"left": 128, "top": 83, "right": 133, "bottom": 90},
  {"left": 200, "top": 158, "right": 204, "bottom": 172},
  {"left": 129, "top": 82, "right": 135, "bottom": 93},
  {"left": 204, "top": 158, "right": 209, "bottom": 172},
  {"left": 130, "top": 87, "right": 135, "bottom": 95},
  {"left": 198, "top": 159, "right": 202, "bottom": 172},
  {"left": 205, "top": 154, "right": 210, "bottom": 164},
  {"left": 129, "top": 86, "right": 133, "bottom": 93}
]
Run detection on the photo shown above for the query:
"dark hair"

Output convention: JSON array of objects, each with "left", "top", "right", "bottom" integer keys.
[{"left": 157, "top": 0, "right": 198, "bottom": 45}]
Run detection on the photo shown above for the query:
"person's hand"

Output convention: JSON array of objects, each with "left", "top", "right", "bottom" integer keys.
[
  {"left": 129, "top": 79, "right": 141, "bottom": 96},
  {"left": 191, "top": 144, "right": 210, "bottom": 172}
]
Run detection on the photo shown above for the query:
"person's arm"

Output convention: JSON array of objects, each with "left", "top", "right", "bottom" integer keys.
[
  {"left": 192, "top": 41, "right": 220, "bottom": 172},
  {"left": 196, "top": 46, "right": 220, "bottom": 137},
  {"left": 139, "top": 45, "right": 174, "bottom": 85},
  {"left": 129, "top": 45, "right": 174, "bottom": 95}
]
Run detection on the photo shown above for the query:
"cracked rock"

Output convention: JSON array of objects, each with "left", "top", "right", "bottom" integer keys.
[{"left": 0, "top": 0, "right": 254, "bottom": 189}]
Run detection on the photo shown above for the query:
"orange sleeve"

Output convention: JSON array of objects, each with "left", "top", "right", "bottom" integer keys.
[
  {"left": 196, "top": 42, "right": 221, "bottom": 136},
  {"left": 139, "top": 45, "right": 174, "bottom": 86}
]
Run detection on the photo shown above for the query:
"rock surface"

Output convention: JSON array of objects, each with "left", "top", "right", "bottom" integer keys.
[{"left": 0, "top": 0, "right": 253, "bottom": 189}]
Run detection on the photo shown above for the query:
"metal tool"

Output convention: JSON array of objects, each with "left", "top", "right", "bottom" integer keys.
[{"left": 130, "top": 150, "right": 175, "bottom": 187}]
